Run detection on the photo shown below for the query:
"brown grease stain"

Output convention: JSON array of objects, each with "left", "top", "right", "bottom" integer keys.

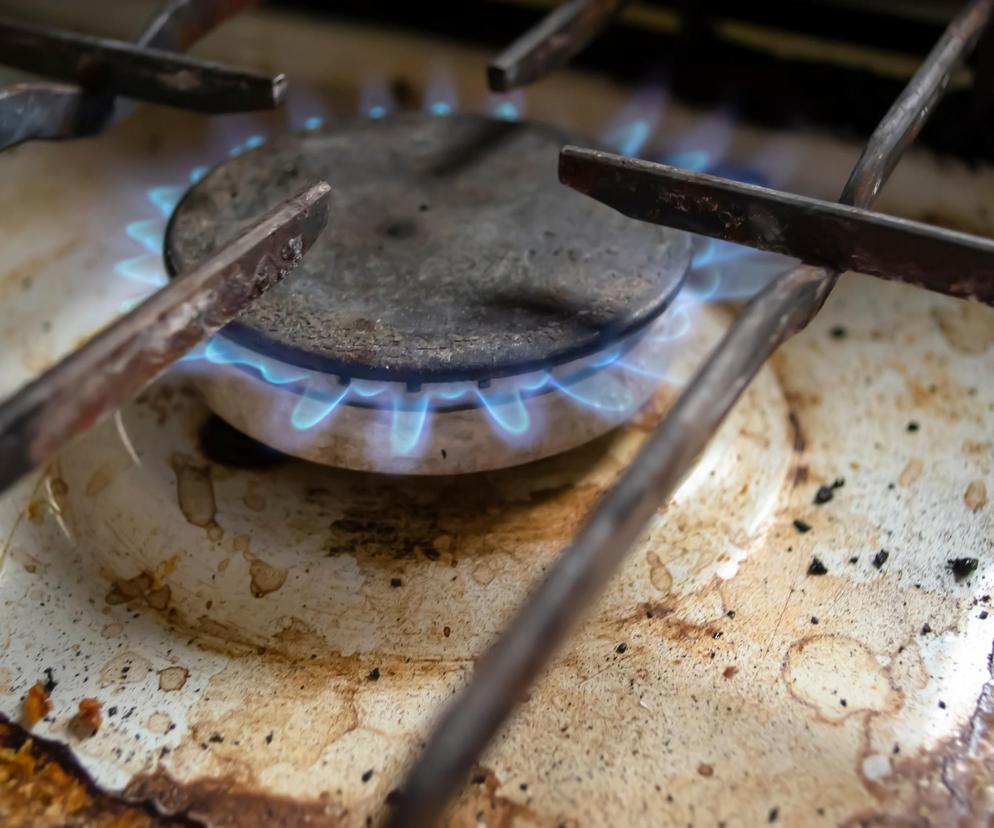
[
  {"left": 100, "top": 652, "right": 153, "bottom": 689},
  {"left": 897, "top": 458, "right": 923, "bottom": 487},
  {"left": 841, "top": 645, "right": 994, "bottom": 826},
  {"left": 85, "top": 466, "right": 116, "bottom": 497},
  {"left": 105, "top": 572, "right": 171, "bottom": 612},
  {"left": 784, "top": 635, "right": 902, "bottom": 724},
  {"left": 901, "top": 376, "right": 971, "bottom": 423},
  {"left": 442, "top": 765, "right": 548, "bottom": 827},
  {"left": 962, "top": 439, "right": 993, "bottom": 458},
  {"left": 964, "top": 479, "right": 988, "bottom": 513},
  {"left": 157, "top": 667, "right": 190, "bottom": 693},
  {"left": 124, "top": 770, "right": 346, "bottom": 827},
  {"left": 0, "top": 238, "right": 79, "bottom": 303},
  {"left": 645, "top": 550, "right": 673, "bottom": 594},
  {"left": 169, "top": 453, "right": 222, "bottom": 539},
  {"left": 931, "top": 302, "right": 994, "bottom": 355},
  {"left": 787, "top": 411, "right": 807, "bottom": 452},
  {"left": 248, "top": 558, "right": 288, "bottom": 598}
]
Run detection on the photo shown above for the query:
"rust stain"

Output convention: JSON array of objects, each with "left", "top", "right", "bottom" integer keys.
[
  {"left": 964, "top": 480, "right": 988, "bottom": 513},
  {"left": 69, "top": 699, "right": 102, "bottom": 739},
  {"left": 124, "top": 772, "right": 346, "bottom": 827},
  {"left": 21, "top": 683, "right": 51, "bottom": 730},
  {"left": 157, "top": 668, "right": 189, "bottom": 693},
  {"left": 897, "top": 458, "right": 923, "bottom": 487},
  {"left": 0, "top": 715, "right": 186, "bottom": 828}
]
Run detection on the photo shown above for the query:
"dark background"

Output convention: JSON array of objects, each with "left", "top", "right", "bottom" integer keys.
[{"left": 272, "top": 0, "right": 994, "bottom": 162}]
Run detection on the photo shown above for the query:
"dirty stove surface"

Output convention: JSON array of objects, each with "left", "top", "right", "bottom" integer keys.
[{"left": 1, "top": 3, "right": 994, "bottom": 827}]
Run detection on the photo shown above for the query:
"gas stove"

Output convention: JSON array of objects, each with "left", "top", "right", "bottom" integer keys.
[{"left": 0, "top": 2, "right": 993, "bottom": 827}]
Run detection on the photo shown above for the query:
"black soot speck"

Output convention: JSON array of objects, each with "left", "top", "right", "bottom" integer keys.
[
  {"left": 793, "top": 519, "right": 812, "bottom": 534},
  {"left": 872, "top": 550, "right": 889, "bottom": 569},
  {"left": 807, "top": 558, "right": 828, "bottom": 576},
  {"left": 813, "top": 478, "right": 844, "bottom": 506},
  {"left": 381, "top": 218, "right": 417, "bottom": 239},
  {"left": 947, "top": 557, "right": 979, "bottom": 581}
]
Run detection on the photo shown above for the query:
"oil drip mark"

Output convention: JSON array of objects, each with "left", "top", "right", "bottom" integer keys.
[
  {"left": 170, "top": 453, "right": 223, "bottom": 540},
  {"left": 964, "top": 480, "right": 988, "bottom": 513},
  {"left": 783, "top": 635, "right": 901, "bottom": 724},
  {"left": 158, "top": 666, "right": 190, "bottom": 692},
  {"left": 249, "top": 558, "right": 288, "bottom": 598}
]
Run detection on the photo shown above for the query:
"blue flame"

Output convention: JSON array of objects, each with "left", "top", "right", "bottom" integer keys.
[
  {"left": 361, "top": 77, "right": 396, "bottom": 120},
  {"left": 390, "top": 394, "right": 431, "bottom": 454},
  {"left": 489, "top": 90, "right": 525, "bottom": 122},
  {"left": 116, "top": 253, "right": 167, "bottom": 287},
  {"left": 202, "top": 337, "right": 307, "bottom": 385},
  {"left": 665, "top": 149, "right": 711, "bottom": 172},
  {"left": 291, "top": 382, "right": 349, "bottom": 430},
  {"left": 126, "top": 219, "right": 166, "bottom": 252},
  {"left": 425, "top": 66, "right": 458, "bottom": 116},
  {"left": 476, "top": 387, "right": 531, "bottom": 435},
  {"left": 148, "top": 186, "right": 184, "bottom": 217},
  {"left": 602, "top": 84, "right": 667, "bottom": 157},
  {"left": 115, "top": 82, "right": 797, "bottom": 460}
]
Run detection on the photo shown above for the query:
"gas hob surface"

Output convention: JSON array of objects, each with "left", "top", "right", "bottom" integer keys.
[{"left": 0, "top": 2, "right": 993, "bottom": 826}]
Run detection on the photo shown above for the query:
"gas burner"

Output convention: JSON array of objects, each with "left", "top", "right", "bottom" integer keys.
[{"left": 165, "top": 112, "right": 691, "bottom": 473}]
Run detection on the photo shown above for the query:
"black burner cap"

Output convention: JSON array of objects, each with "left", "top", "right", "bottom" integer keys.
[{"left": 165, "top": 112, "right": 689, "bottom": 383}]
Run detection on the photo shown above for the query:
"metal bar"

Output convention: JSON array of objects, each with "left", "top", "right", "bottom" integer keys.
[
  {"left": 0, "top": 82, "right": 111, "bottom": 147},
  {"left": 559, "top": 148, "right": 994, "bottom": 304},
  {"left": 839, "top": 0, "right": 994, "bottom": 208},
  {"left": 110, "top": 0, "right": 260, "bottom": 125},
  {"left": 136, "top": 0, "right": 258, "bottom": 51},
  {"left": 0, "top": 16, "right": 284, "bottom": 114},
  {"left": 0, "top": 1, "right": 259, "bottom": 151},
  {"left": 487, "top": 0, "right": 629, "bottom": 92},
  {"left": 0, "top": 181, "right": 331, "bottom": 496},
  {"left": 387, "top": 1, "right": 994, "bottom": 824}
]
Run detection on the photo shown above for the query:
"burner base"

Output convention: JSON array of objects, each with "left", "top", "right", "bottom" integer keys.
[{"left": 190, "top": 312, "right": 681, "bottom": 475}]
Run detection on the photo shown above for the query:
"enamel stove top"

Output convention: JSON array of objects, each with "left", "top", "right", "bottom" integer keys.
[{"left": 0, "top": 2, "right": 993, "bottom": 827}]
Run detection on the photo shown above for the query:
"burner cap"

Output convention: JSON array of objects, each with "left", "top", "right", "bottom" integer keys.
[{"left": 165, "top": 113, "right": 689, "bottom": 383}]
